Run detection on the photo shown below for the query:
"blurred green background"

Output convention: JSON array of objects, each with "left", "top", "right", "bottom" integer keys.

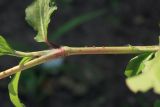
[{"left": 0, "top": 0, "right": 160, "bottom": 107}]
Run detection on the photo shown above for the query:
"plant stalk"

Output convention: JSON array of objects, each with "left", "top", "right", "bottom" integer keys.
[
  {"left": 14, "top": 50, "right": 52, "bottom": 57},
  {"left": 64, "top": 46, "right": 159, "bottom": 55},
  {"left": 0, "top": 45, "right": 159, "bottom": 79}
]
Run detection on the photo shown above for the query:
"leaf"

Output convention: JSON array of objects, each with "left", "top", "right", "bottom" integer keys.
[
  {"left": 51, "top": 9, "right": 105, "bottom": 40},
  {"left": 8, "top": 57, "right": 32, "bottom": 107},
  {"left": 125, "top": 53, "right": 153, "bottom": 77},
  {"left": 8, "top": 72, "right": 24, "bottom": 107},
  {"left": 0, "top": 35, "right": 14, "bottom": 56},
  {"left": 19, "top": 57, "right": 33, "bottom": 65},
  {"left": 25, "top": 0, "right": 57, "bottom": 42},
  {"left": 126, "top": 51, "right": 160, "bottom": 94}
]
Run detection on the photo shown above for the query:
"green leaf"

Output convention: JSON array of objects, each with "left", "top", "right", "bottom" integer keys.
[
  {"left": 19, "top": 57, "right": 33, "bottom": 65},
  {"left": 126, "top": 51, "right": 160, "bottom": 94},
  {"left": 51, "top": 9, "right": 105, "bottom": 40},
  {"left": 25, "top": 0, "right": 57, "bottom": 42},
  {"left": 8, "top": 72, "right": 24, "bottom": 107},
  {"left": 0, "top": 35, "right": 14, "bottom": 56},
  {"left": 125, "top": 53, "right": 153, "bottom": 77},
  {"left": 8, "top": 57, "right": 32, "bottom": 107}
]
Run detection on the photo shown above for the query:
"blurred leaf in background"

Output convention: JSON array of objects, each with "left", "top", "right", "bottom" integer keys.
[{"left": 50, "top": 9, "right": 106, "bottom": 40}]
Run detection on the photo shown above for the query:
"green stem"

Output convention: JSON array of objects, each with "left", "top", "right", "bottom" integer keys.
[
  {"left": 0, "top": 45, "right": 159, "bottom": 79},
  {"left": 13, "top": 50, "right": 52, "bottom": 57},
  {"left": 65, "top": 46, "right": 159, "bottom": 55}
]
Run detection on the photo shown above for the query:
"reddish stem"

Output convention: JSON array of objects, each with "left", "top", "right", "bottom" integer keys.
[{"left": 45, "top": 38, "right": 60, "bottom": 48}]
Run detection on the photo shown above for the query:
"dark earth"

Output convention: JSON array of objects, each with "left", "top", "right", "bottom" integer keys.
[{"left": 0, "top": 0, "right": 160, "bottom": 107}]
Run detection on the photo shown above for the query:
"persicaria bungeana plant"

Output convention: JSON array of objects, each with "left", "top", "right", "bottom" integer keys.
[{"left": 0, "top": 0, "right": 160, "bottom": 106}]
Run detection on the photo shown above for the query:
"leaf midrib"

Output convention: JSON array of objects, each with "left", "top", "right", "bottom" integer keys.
[{"left": 38, "top": 0, "right": 45, "bottom": 40}]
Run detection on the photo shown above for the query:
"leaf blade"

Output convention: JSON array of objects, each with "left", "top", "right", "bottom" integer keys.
[
  {"left": 8, "top": 57, "right": 32, "bottom": 107},
  {"left": 8, "top": 72, "right": 24, "bottom": 107},
  {"left": 126, "top": 51, "right": 160, "bottom": 94},
  {"left": 0, "top": 35, "right": 14, "bottom": 56},
  {"left": 125, "top": 53, "right": 153, "bottom": 77},
  {"left": 25, "top": 0, "right": 57, "bottom": 42}
]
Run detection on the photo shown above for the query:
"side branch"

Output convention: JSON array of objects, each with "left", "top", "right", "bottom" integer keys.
[
  {"left": 0, "top": 46, "right": 159, "bottom": 79},
  {"left": 14, "top": 50, "right": 52, "bottom": 57},
  {"left": 0, "top": 48, "right": 65, "bottom": 79}
]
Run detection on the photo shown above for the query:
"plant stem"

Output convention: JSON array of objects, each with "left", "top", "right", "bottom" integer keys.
[
  {"left": 65, "top": 46, "right": 159, "bottom": 55},
  {"left": 0, "top": 48, "right": 65, "bottom": 79},
  {"left": 0, "top": 45, "right": 159, "bottom": 79},
  {"left": 14, "top": 50, "right": 52, "bottom": 57}
]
